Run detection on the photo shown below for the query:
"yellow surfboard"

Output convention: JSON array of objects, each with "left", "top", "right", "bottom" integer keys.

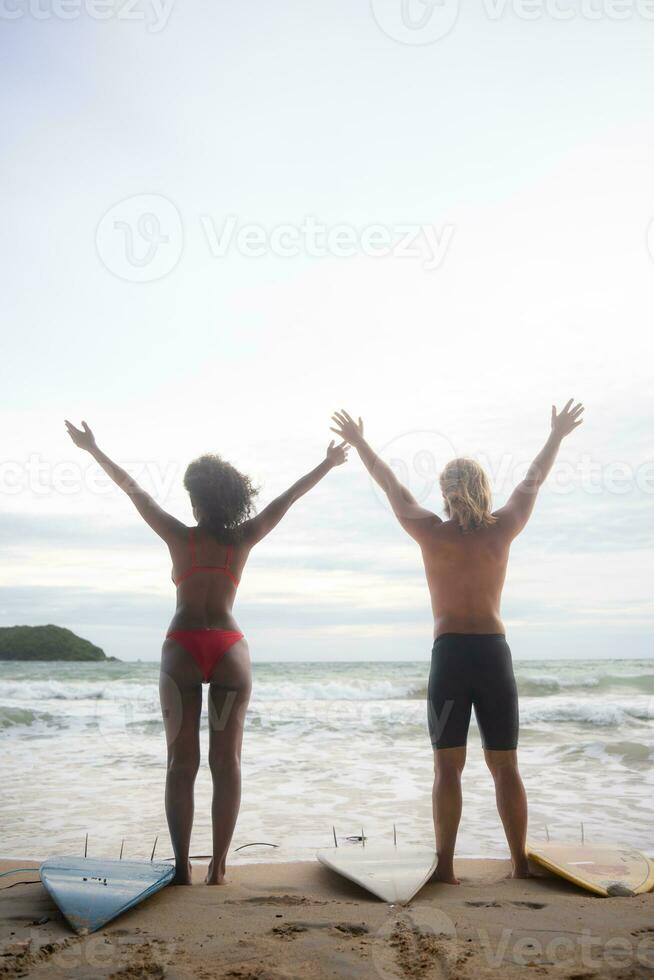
[{"left": 526, "top": 841, "right": 654, "bottom": 897}]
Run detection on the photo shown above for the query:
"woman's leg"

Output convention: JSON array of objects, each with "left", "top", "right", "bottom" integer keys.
[
  {"left": 206, "top": 639, "right": 252, "bottom": 884},
  {"left": 159, "top": 639, "right": 203, "bottom": 885}
]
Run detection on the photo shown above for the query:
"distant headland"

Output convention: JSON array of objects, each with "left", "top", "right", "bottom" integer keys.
[{"left": 0, "top": 625, "right": 118, "bottom": 662}]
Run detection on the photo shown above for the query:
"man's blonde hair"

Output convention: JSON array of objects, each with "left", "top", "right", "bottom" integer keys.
[{"left": 439, "top": 458, "right": 496, "bottom": 532}]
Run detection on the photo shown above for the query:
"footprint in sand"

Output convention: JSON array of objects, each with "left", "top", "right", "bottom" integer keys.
[
  {"left": 464, "top": 899, "right": 547, "bottom": 910},
  {"left": 389, "top": 921, "right": 451, "bottom": 980},
  {"left": 226, "top": 895, "right": 319, "bottom": 906},
  {"left": 271, "top": 923, "right": 308, "bottom": 940},
  {"left": 372, "top": 912, "right": 456, "bottom": 980},
  {"left": 334, "top": 923, "right": 369, "bottom": 936},
  {"left": 108, "top": 941, "right": 166, "bottom": 979},
  {"left": 224, "top": 968, "right": 278, "bottom": 980}
]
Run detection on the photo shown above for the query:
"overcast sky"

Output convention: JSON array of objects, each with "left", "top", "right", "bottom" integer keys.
[{"left": 2, "top": 1, "right": 653, "bottom": 660}]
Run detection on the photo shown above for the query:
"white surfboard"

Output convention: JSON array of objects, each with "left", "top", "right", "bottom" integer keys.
[
  {"left": 40, "top": 857, "right": 175, "bottom": 933},
  {"left": 526, "top": 841, "right": 654, "bottom": 897},
  {"left": 317, "top": 845, "right": 437, "bottom": 904}
]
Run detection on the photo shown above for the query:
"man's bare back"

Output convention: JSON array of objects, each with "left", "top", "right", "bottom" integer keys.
[{"left": 420, "top": 517, "right": 511, "bottom": 637}]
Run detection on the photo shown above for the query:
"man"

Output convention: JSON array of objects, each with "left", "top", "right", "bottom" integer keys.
[{"left": 331, "top": 400, "right": 584, "bottom": 882}]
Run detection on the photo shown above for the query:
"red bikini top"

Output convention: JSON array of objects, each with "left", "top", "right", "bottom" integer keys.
[{"left": 172, "top": 527, "right": 240, "bottom": 589}]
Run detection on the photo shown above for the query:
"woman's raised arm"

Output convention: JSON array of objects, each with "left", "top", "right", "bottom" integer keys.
[
  {"left": 65, "top": 419, "right": 185, "bottom": 542},
  {"left": 242, "top": 440, "right": 348, "bottom": 546}
]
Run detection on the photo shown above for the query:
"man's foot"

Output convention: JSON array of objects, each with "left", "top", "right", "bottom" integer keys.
[
  {"left": 205, "top": 858, "right": 226, "bottom": 885},
  {"left": 173, "top": 861, "right": 193, "bottom": 885},
  {"left": 432, "top": 862, "right": 460, "bottom": 885},
  {"left": 510, "top": 862, "right": 532, "bottom": 879}
]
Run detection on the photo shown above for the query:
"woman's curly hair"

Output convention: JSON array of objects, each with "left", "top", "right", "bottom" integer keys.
[{"left": 183, "top": 454, "right": 258, "bottom": 540}]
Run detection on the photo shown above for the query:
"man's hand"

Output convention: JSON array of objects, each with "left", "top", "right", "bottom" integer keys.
[
  {"left": 551, "top": 399, "right": 584, "bottom": 440},
  {"left": 65, "top": 419, "right": 97, "bottom": 452},
  {"left": 330, "top": 410, "right": 364, "bottom": 447},
  {"left": 325, "top": 440, "right": 349, "bottom": 467}
]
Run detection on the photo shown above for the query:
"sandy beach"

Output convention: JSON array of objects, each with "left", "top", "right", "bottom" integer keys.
[{"left": 1, "top": 857, "right": 652, "bottom": 979}]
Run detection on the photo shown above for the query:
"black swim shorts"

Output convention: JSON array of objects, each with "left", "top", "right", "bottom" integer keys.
[{"left": 427, "top": 633, "right": 519, "bottom": 751}]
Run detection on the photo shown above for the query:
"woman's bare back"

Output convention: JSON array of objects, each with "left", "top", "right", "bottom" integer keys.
[{"left": 168, "top": 527, "right": 250, "bottom": 633}]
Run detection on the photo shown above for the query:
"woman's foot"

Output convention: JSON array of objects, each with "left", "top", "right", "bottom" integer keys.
[
  {"left": 205, "top": 858, "right": 227, "bottom": 885},
  {"left": 173, "top": 860, "right": 193, "bottom": 885}
]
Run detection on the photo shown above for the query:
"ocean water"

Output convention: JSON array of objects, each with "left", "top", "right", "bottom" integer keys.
[{"left": 1, "top": 659, "right": 653, "bottom": 863}]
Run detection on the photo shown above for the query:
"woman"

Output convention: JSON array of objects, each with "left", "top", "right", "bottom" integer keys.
[
  {"left": 330, "top": 400, "right": 584, "bottom": 883},
  {"left": 65, "top": 419, "right": 348, "bottom": 884}
]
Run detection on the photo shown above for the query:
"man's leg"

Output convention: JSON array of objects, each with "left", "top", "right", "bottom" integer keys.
[
  {"left": 432, "top": 745, "right": 466, "bottom": 884},
  {"left": 473, "top": 636, "right": 528, "bottom": 877},
  {"left": 484, "top": 749, "right": 530, "bottom": 878}
]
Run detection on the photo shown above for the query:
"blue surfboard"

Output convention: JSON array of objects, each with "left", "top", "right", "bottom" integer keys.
[{"left": 40, "top": 857, "right": 175, "bottom": 933}]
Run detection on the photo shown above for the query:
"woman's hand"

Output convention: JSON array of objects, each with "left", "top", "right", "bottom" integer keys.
[
  {"left": 330, "top": 410, "right": 364, "bottom": 447},
  {"left": 551, "top": 399, "right": 584, "bottom": 439},
  {"left": 326, "top": 440, "right": 349, "bottom": 467},
  {"left": 65, "top": 419, "right": 97, "bottom": 452}
]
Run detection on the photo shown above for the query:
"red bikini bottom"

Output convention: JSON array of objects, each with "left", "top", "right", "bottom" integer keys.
[{"left": 166, "top": 629, "right": 244, "bottom": 683}]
